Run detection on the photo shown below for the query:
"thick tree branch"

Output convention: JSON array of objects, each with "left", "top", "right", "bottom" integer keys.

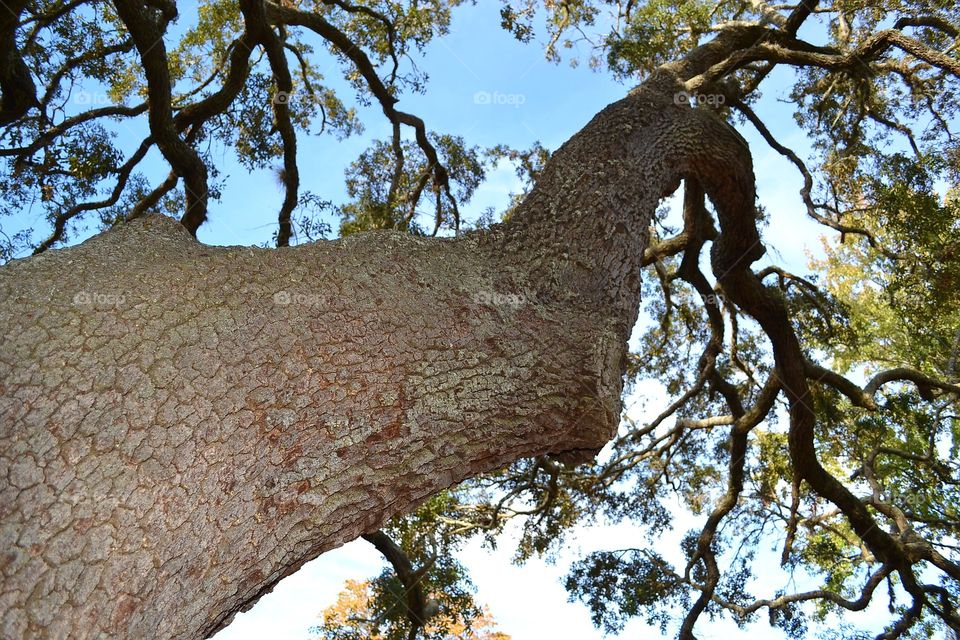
[
  {"left": 783, "top": 0, "right": 818, "bottom": 36},
  {"left": 702, "top": 85, "right": 945, "bottom": 636},
  {"left": 112, "top": 0, "right": 210, "bottom": 234},
  {"left": 0, "top": 0, "right": 38, "bottom": 125},
  {"left": 806, "top": 360, "right": 960, "bottom": 407},
  {"left": 241, "top": 0, "right": 299, "bottom": 247},
  {"left": 699, "top": 26, "right": 960, "bottom": 85},
  {"left": 894, "top": 15, "right": 959, "bottom": 39}
]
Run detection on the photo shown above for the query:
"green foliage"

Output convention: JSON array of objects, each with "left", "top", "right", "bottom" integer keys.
[
  {"left": 810, "top": 154, "right": 960, "bottom": 376},
  {"left": 565, "top": 550, "right": 687, "bottom": 634},
  {"left": 337, "top": 135, "right": 486, "bottom": 236},
  {"left": 604, "top": 0, "right": 714, "bottom": 77},
  {"left": 311, "top": 493, "right": 500, "bottom": 640}
]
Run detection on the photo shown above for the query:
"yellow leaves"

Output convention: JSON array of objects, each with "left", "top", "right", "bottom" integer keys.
[
  {"left": 316, "top": 579, "right": 512, "bottom": 640},
  {"left": 426, "top": 604, "right": 511, "bottom": 640},
  {"left": 808, "top": 234, "right": 899, "bottom": 373},
  {"left": 317, "top": 579, "right": 384, "bottom": 639}
]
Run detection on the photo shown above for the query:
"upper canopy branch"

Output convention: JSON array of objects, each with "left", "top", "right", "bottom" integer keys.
[
  {"left": 692, "top": 25, "right": 960, "bottom": 91},
  {"left": 731, "top": 98, "right": 899, "bottom": 257},
  {"left": 265, "top": 0, "right": 460, "bottom": 233},
  {"left": 319, "top": 0, "right": 401, "bottom": 82},
  {"left": 805, "top": 361, "right": 960, "bottom": 409}
]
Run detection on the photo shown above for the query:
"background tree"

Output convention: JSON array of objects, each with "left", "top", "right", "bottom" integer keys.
[
  {"left": 310, "top": 571, "right": 510, "bottom": 640},
  {"left": 1, "top": 1, "right": 959, "bottom": 640}
]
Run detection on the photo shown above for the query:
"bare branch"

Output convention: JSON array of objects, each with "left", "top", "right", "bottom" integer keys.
[
  {"left": 266, "top": 0, "right": 461, "bottom": 231},
  {"left": 32, "top": 136, "right": 154, "bottom": 254},
  {"left": 731, "top": 98, "right": 898, "bottom": 256}
]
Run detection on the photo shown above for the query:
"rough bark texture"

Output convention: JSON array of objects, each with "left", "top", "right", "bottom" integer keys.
[{"left": 0, "top": 70, "right": 754, "bottom": 638}]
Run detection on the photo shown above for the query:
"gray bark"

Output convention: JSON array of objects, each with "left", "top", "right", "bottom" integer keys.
[{"left": 0, "top": 68, "right": 755, "bottom": 638}]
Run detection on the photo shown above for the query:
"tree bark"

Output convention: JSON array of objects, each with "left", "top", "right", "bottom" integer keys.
[{"left": 0, "top": 68, "right": 755, "bottom": 638}]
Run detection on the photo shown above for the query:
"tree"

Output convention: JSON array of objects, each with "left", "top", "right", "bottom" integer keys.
[
  {"left": 309, "top": 578, "right": 509, "bottom": 640},
  {"left": 1, "top": 1, "right": 958, "bottom": 640}
]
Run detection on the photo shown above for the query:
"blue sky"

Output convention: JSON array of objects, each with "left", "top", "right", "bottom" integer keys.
[{"left": 4, "top": 1, "right": 909, "bottom": 638}]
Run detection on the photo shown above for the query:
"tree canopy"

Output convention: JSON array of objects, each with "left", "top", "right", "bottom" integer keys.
[{"left": 2, "top": 0, "right": 959, "bottom": 639}]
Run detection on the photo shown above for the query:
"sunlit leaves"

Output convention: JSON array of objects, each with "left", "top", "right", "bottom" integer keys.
[
  {"left": 309, "top": 493, "right": 510, "bottom": 640},
  {"left": 176, "top": 0, "right": 244, "bottom": 80},
  {"left": 810, "top": 154, "right": 960, "bottom": 377},
  {"left": 310, "top": 578, "right": 510, "bottom": 640},
  {"left": 605, "top": 0, "right": 714, "bottom": 78}
]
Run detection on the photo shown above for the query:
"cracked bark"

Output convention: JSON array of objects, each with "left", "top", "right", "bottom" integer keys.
[{"left": 0, "top": 69, "right": 754, "bottom": 638}]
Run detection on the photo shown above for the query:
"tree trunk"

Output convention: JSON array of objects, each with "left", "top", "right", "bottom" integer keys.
[{"left": 0, "top": 67, "right": 755, "bottom": 638}]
